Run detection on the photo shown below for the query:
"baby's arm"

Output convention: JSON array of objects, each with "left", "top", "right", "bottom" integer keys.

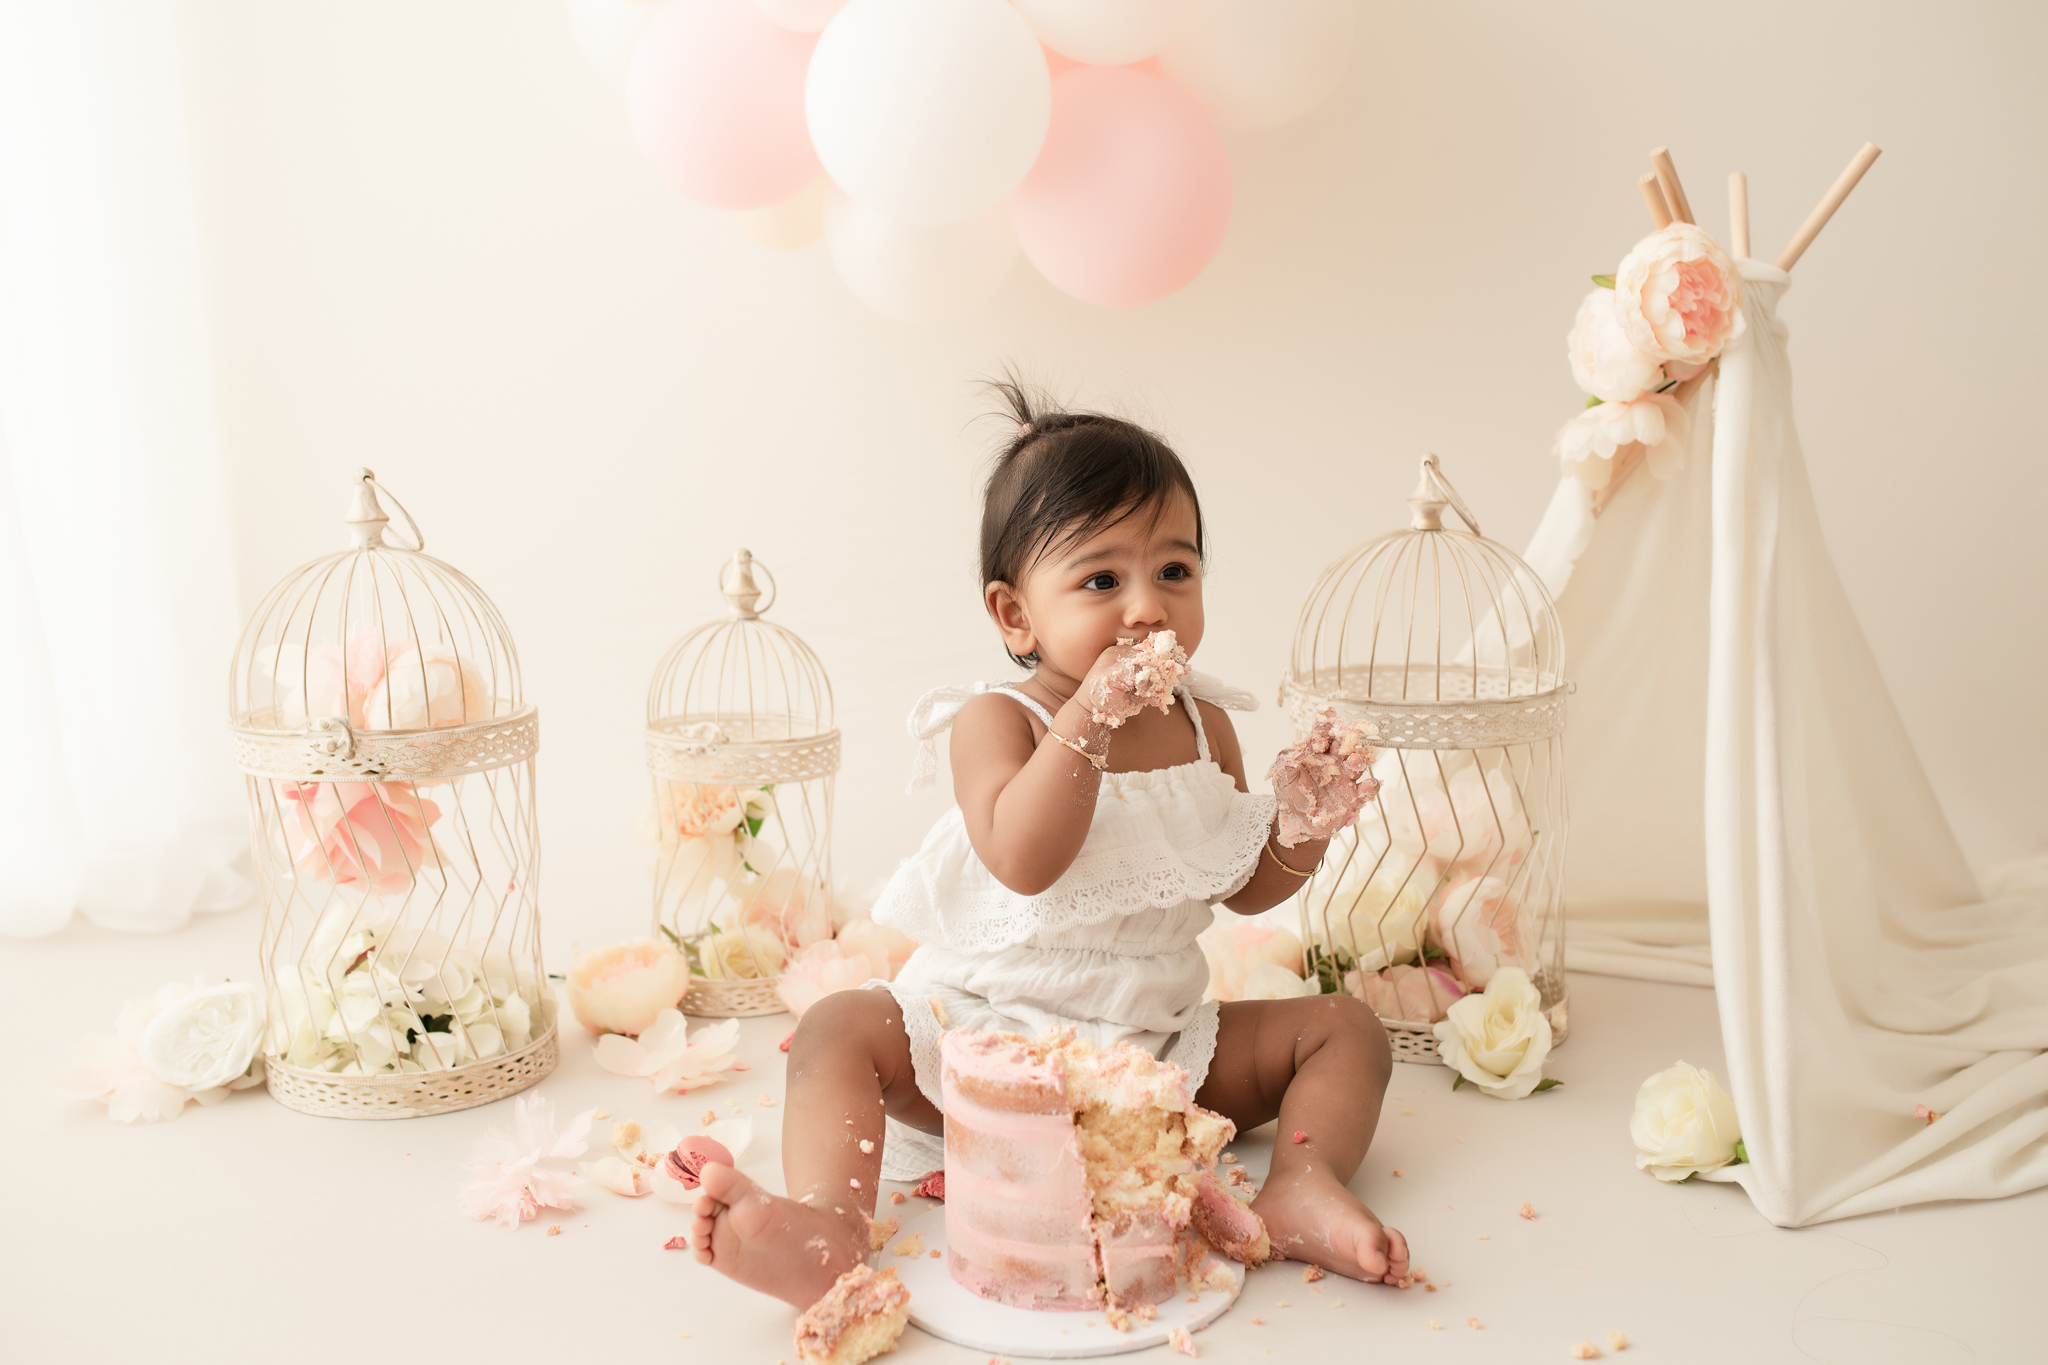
[
  {"left": 950, "top": 645, "right": 1136, "bottom": 896},
  {"left": 1201, "top": 706, "right": 1335, "bottom": 915}
]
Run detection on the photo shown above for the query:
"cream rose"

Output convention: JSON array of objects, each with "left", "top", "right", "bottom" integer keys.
[
  {"left": 1614, "top": 222, "right": 1744, "bottom": 365},
  {"left": 1198, "top": 918, "right": 1305, "bottom": 1002},
  {"left": 1567, "top": 287, "right": 1665, "bottom": 401},
  {"left": 1432, "top": 967, "right": 1553, "bottom": 1099},
  {"left": 1308, "top": 859, "right": 1429, "bottom": 973},
  {"left": 698, "top": 926, "right": 786, "bottom": 980},
  {"left": 1555, "top": 392, "right": 1690, "bottom": 488},
  {"left": 1630, "top": 1061, "right": 1742, "bottom": 1181},
  {"left": 136, "top": 981, "right": 265, "bottom": 1092},
  {"left": 567, "top": 940, "right": 692, "bottom": 1036}
]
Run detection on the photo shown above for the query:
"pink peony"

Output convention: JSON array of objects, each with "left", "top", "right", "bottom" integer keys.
[
  {"left": 740, "top": 867, "right": 835, "bottom": 951},
  {"left": 1346, "top": 962, "right": 1466, "bottom": 1024},
  {"left": 1199, "top": 918, "right": 1305, "bottom": 1002},
  {"left": 833, "top": 915, "right": 918, "bottom": 981},
  {"left": 277, "top": 779, "right": 441, "bottom": 894},
  {"left": 666, "top": 783, "right": 747, "bottom": 841},
  {"left": 1567, "top": 287, "right": 1665, "bottom": 402},
  {"left": 1432, "top": 876, "right": 1534, "bottom": 992},
  {"left": 298, "top": 629, "right": 390, "bottom": 728},
  {"left": 566, "top": 940, "right": 691, "bottom": 1037},
  {"left": 1385, "top": 761, "right": 1533, "bottom": 887},
  {"left": 774, "top": 940, "right": 884, "bottom": 1018},
  {"left": 1613, "top": 223, "right": 1744, "bottom": 366},
  {"left": 1555, "top": 392, "right": 1690, "bottom": 489},
  {"left": 459, "top": 1094, "right": 596, "bottom": 1228},
  {"left": 593, "top": 1011, "right": 740, "bottom": 1093}
]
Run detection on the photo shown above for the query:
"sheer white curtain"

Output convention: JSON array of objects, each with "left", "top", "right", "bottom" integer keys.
[{"left": 0, "top": 0, "right": 250, "bottom": 935}]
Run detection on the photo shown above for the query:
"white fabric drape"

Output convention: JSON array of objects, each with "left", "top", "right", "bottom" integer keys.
[
  {"left": 0, "top": 0, "right": 251, "bottom": 935},
  {"left": 1526, "top": 260, "right": 2048, "bottom": 1225}
]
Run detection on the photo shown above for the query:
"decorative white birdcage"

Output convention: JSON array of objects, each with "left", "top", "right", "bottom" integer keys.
[
  {"left": 229, "top": 470, "right": 553, "bottom": 1118},
  {"left": 1282, "top": 456, "right": 1570, "bottom": 1065},
  {"left": 646, "top": 550, "right": 838, "bottom": 1017}
]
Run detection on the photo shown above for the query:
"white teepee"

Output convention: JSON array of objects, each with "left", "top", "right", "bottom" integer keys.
[{"left": 1524, "top": 179, "right": 2048, "bottom": 1226}]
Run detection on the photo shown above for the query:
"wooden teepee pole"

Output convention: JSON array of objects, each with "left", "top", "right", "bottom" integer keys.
[
  {"left": 1729, "top": 172, "right": 1750, "bottom": 257},
  {"left": 1776, "top": 142, "right": 1882, "bottom": 270}
]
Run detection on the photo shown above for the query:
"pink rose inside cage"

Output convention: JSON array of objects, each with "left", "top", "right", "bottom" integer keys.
[
  {"left": 229, "top": 472, "right": 552, "bottom": 1117},
  {"left": 644, "top": 550, "right": 839, "bottom": 1017},
  {"left": 1281, "top": 457, "right": 1570, "bottom": 1064}
]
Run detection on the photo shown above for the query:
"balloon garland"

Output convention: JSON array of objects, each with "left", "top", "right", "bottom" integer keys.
[{"left": 567, "top": 0, "right": 1357, "bottom": 319}]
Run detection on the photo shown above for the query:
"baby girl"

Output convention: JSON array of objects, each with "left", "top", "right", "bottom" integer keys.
[{"left": 688, "top": 385, "right": 1408, "bottom": 1308}]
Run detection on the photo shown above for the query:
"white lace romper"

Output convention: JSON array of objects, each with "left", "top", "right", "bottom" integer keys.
[{"left": 872, "top": 675, "right": 1275, "bottom": 1181}]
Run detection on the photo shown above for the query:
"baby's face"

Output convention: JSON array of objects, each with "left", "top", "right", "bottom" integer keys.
[{"left": 1010, "top": 492, "right": 1205, "bottom": 683}]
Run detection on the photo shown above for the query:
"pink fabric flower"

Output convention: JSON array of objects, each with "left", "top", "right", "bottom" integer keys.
[
  {"left": 775, "top": 939, "right": 885, "bottom": 1018},
  {"left": 459, "top": 1094, "right": 597, "bottom": 1228},
  {"left": 740, "top": 867, "right": 835, "bottom": 950},
  {"left": 566, "top": 940, "right": 691, "bottom": 1037},
  {"left": 1567, "top": 287, "right": 1665, "bottom": 402},
  {"left": 1346, "top": 963, "right": 1466, "bottom": 1024},
  {"left": 1199, "top": 918, "right": 1305, "bottom": 1002},
  {"left": 298, "top": 629, "right": 390, "bottom": 728},
  {"left": 1555, "top": 392, "right": 1690, "bottom": 488},
  {"left": 1614, "top": 223, "right": 1744, "bottom": 365},
  {"left": 361, "top": 640, "right": 490, "bottom": 730},
  {"left": 60, "top": 982, "right": 264, "bottom": 1123},
  {"left": 1432, "top": 876, "right": 1534, "bottom": 992},
  {"left": 592, "top": 1011, "right": 741, "bottom": 1093},
  {"left": 277, "top": 780, "right": 441, "bottom": 894},
  {"left": 833, "top": 915, "right": 918, "bottom": 981}
]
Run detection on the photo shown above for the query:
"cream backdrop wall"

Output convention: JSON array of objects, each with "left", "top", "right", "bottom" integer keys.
[{"left": 178, "top": 0, "right": 2046, "bottom": 964}]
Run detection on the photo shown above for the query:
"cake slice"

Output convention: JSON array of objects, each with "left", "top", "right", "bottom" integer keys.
[
  {"left": 792, "top": 1265, "right": 911, "bottom": 1365},
  {"left": 1189, "top": 1172, "right": 1271, "bottom": 1266}
]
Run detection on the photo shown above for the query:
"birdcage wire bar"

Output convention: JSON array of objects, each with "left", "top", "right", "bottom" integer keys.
[
  {"left": 230, "top": 470, "right": 553, "bottom": 1117},
  {"left": 1284, "top": 457, "right": 1570, "bottom": 1064},
  {"left": 646, "top": 551, "right": 838, "bottom": 1017}
]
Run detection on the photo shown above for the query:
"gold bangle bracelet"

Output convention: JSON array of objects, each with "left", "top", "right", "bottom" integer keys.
[
  {"left": 1264, "top": 838, "right": 1316, "bottom": 878},
  {"left": 1044, "top": 729, "right": 1109, "bottom": 772}
]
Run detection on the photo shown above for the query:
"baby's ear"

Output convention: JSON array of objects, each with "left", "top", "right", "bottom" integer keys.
[{"left": 984, "top": 581, "right": 1036, "bottom": 661}]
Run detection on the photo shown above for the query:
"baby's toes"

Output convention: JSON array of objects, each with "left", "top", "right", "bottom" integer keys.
[{"left": 1381, "top": 1225, "right": 1411, "bottom": 1283}]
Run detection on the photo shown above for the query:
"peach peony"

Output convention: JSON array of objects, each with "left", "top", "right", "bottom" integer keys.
[
  {"left": 774, "top": 940, "right": 885, "bottom": 1018},
  {"left": 834, "top": 915, "right": 918, "bottom": 981},
  {"left": 1567, "top": 287, "right": 1665, "bottom": 402},
  {"left": 1614, "top": 223, "right": 1743, "bottom": 366},
  {"left": 740, "top": 867, "right": 835, "bottom": 951},
  {"left": 1347, "top": 962, "right": 1465, "bottom": 1024},
  {"left": 566, "top": 940, "right": 691, "bottom": 1037},
  {"left": 1198, "top": 917, "right": 1305, "bottom": 1002},
  {"left": 1433, "top": 876, "right": 1534, "bottom": 992},
  {"left": 1555, "top": 392, "right": 1689, "bottom": 488},
  {"left": 361, "top": 640, "right": 490, "bottom": 730},
  {"left": 277, "top": 779, "right": 440, "bottom": 894}
]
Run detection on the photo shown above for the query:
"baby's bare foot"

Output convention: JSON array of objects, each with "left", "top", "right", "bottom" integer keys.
[
  {"left": 689, "top": 1163, "right": 867, "bottom": 1308},
  {"left": 1251, "top": 1167, "right": 1410, "bottom": 1284}
]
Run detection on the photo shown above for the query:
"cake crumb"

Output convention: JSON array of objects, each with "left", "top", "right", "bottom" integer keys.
[
  {"left": 1426, "top": 1284, "right": 1437, "bottom": 1293},
  {"left": 1333, "top": 1300, "right": 1344, "bottom": 1308},
  {"left": 545, "top": 1225, "right": 561, "bottom": 1237},
  {"left": 1302, "top": 1265, "right": 1324, "bottom": 1283},
  {"left": 929, "top": 995, "right": 951, "bottom": 1028},
  {"left": 1291, "top": 1130, "right": 1307, "bottom": 1144},
  {"left": 797, "top": 1193, "right": 815, "bottom": 1205},
  {"left": 1519, "top": 1202, "right": 1537, "bottom": 1220},
  {"left": 867, "top": 1218, "right": 898, "bottom": 1252},
  {"left": 1570, "top": 1342, "right": 1602, "bottom": 1360},
  {"left": 1275, "top": 1301, "right": 1290, "bottom": 1309},
  {"left": 677, "top": 1332, "right": 691, "bottom": 1338},
  {"left": 850, "top": 1177, "right": 862, "bottom": 1190},
  {"left": 701, "top": 1109, "right": 717, "bottom": 1125},
  {"left": 1428, "top": 1320, "right": 1444, "bottom": 1331},
  {"left": 733, "top": 1060, "right": 751, "bottom": 1071},
  {"left": 1104, "top": 1306, "right": 1132, "bottom": 1333},
  {"left": 592, "top": 1109, "right": 609, "bottom": 1120},
  {"left": 759, "top": 1093, "right": 777, "bottom": 1106},
  {"left": 1402, "top": 1108, "right": 1414, "bottom": 1115},
  {"left": 663, "top": 1236, "right": 687, "bottom": 1250},
  {"left": 889, "top": 1192, "right": 906, "bottom": 1205},
  {"left": 1167, "top": 1326, "right": 1197, "bottom": 1357},
  {"left": 1915, "top": 1103, "right": 1939, "bottom": 1126},
  {"left": 1468, "top": 1317, "right": 1482, "bottom": 1330},
  {"left": 1222, "top": 1152, "right": 1238, "bottom": 1164},
  {"left": 779, "top": 1030, "right": 794, "bottom": 1052},
  {"left": 859, "top": 1139, "right": 875, "bottom": 1154},
  {"left": 1391, "top": 1169, "right": 1404, "bottom": 1177},
  {"left": 891, "top": 1234, "right": 923, "bottom": 1258},
  {"left": 1477, "top": 1234, "right": 1490, "bottom": 1240},
  {"left": 1250, "top": 1317, "right": 1265, "bottom": 1326},
  {"left": 929, "top": 1250, "right": 940, "bottom": 1258},
  {"left": 1607, "top": 1331, "right": 1629, "bottom": 1351},
  {"left": 1133, "top": 1304, "right": 1157, "bottom": 1322}
]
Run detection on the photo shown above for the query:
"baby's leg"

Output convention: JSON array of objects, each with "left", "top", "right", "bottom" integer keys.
[
  {"left": 690, "top": 988, "right": 939, "bottom": 1308},
  {"left": 1196, "top": 994, "right": 1410, "bottom": 1284}
]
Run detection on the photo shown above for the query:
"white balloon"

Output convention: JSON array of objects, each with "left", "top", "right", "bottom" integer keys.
[
  {"left": 565, "top": 0, "right": 667, "bottom": 87},
  {"left": 1159, "top": 0, "right": 1355, "bottom": 132},
  {"left": 822, "top": 186, "right": 1017, "bottom": 321},
  {"left": 1012, "top": 0, "right": 1184, "bottom": 66},
  {"left": 807, "top": 0, "right": 1050, "bottom": 226},
  {"left": 752, "top": 0, "right": 846, "bottom": 32},
  {"left": 742, "top": 175, "right": 829, "bottom": 250}
]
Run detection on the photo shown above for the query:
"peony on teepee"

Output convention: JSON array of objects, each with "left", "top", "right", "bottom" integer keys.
[{"left": 1522, "top": 146, "right": 2048, "bottom": 1227}]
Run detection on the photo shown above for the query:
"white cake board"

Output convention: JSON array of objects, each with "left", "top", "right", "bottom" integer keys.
[{"left": 884, "top": 1201, "right": 1244, "bottom": 1359}]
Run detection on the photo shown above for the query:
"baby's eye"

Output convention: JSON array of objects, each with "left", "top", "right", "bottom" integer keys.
[
  {"left": 1083, "top": 572, "right": 1118, "bottom": 591},
  {"left": 1159, "top": 563, "right": 1190, "bottom": 582}
]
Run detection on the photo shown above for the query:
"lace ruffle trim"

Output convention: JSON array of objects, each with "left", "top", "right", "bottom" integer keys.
[
  {"left": 878, "top": 793, "right": 1274, "bottom": 954},
  {"left": 1165, "top": 999, "right": 1223, "bottom": 1096}
]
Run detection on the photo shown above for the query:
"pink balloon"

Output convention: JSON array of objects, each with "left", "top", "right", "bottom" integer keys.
[
  {"left": 1005, "top": 67, "right": 1231, "bottom": 306},
  {"left": 627, "top": 0, "right": 820, "bottom": 211}
]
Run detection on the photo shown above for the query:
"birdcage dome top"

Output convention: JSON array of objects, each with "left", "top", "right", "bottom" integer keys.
[
  {"left": 1280, "top": 456, "right": 1567, "bottom": 750},
  {"left": 645, "top": 549, "right": 838, "bottom": 787},
  {"left": 228, "top": 470, "right": 533, "bottom": 781}
]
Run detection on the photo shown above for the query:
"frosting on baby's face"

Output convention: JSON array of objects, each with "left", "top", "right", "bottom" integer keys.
[{"left": 987, "top": 490, "right": 1205, "bottom": 692}]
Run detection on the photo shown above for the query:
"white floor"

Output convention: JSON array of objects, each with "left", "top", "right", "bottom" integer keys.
[{"left": 6, "top": 908, "right": 2037, "bottom": 1364}]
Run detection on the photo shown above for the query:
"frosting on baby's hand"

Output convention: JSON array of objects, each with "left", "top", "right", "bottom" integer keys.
[
  {"left": 1268, "top": 708, "right": 1380, "bottom": 847},
  {"left": 1089, "top": 630, "right": 1191, "bottom": 728}
]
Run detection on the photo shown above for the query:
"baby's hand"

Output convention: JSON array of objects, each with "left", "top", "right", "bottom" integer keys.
[
  {"left": 1084, "top": 631, "right": 1190, "bottom": 728},
  {"left": 1267, "top": 707, "right": 1381, "bottom": 847}
]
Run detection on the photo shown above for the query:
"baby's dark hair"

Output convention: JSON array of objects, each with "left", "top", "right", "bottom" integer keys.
[{"left": 980, "top": 378, "right": 1205, "bottom": 666}]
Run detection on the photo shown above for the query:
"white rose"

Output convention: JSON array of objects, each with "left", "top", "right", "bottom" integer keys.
[
  {"left": 1555, "top": 392, "right": 1690, "bottom": 488},
  {"left": 1431, "top": 967, "right": 1553, "bottom": 1099},
  {"left": 1239, "top": 961, "right": 1316, "bottom": 1000},
  {"left": 1630, "top": 1061, "right": 1742, "bottom": 1182},
  {"left": 137, "top": 982, "right": 265, "bottom": 1091}
]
